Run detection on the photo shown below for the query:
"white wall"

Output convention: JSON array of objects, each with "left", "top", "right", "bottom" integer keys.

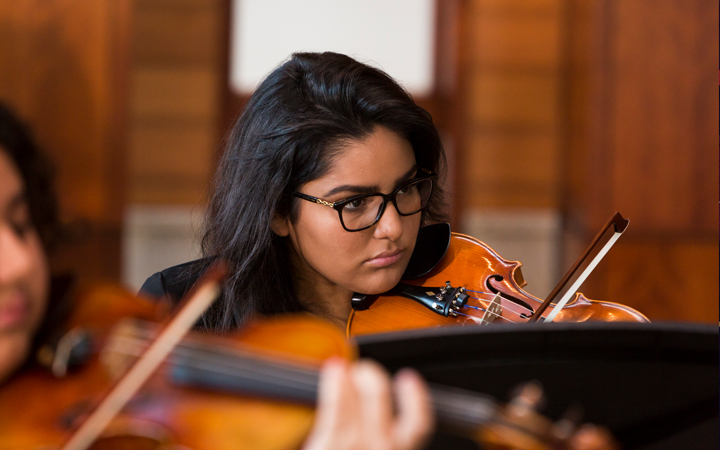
[
  {"left": 230, "top": 0, "right": 435, "bottom": 95},
  {"left": 122, "top": 205, "right": 204, "bottom": 292}
]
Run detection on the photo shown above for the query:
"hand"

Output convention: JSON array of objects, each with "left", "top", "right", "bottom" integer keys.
[{"left": 303, "top": 358, "right": 435, "bottom": 450}]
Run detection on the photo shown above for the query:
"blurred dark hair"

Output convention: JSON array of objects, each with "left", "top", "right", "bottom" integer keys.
[
  {"left": 0, "top": 103, "right": 60, "bottom": 251},
  {"left": 199, "top": 52, "right": 447, "bottom": 330}
]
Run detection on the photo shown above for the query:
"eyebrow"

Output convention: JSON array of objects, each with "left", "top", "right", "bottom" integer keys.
[{"left": 323, "top": 165, "right": 418, "bottom": 197}]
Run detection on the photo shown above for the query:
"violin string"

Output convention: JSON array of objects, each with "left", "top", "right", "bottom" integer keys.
[
  {"left": 170, "top": 350, "right": 319, "bottom": 398},
  {"left": 106, "top": 328, "right": 514, "bottom": 427},
  {"left": 459, "top": 295, "right": 520, "bottom": 323},
  {"left": 384, "top": 291, "right": 521, "bottom": 323},
  {"left": 106, "top": 331, "right": 321, "bottom": 396},
  {"left": 107, "top": 338, "right": 322, "bottom": 405},
  {"left": 451, "top": 306, "right": 516, "bottom": 324},
  {"left": 459, "top": 304, "right": 517, "bottom": 324},
  {"left": 164, "top": 340, "right": 505, "bottom": 427},
  {"left": 462, "top": 291, "right": 536, "bottom": 320},
  {"left": 171, "top": 349, "right": 506, "bottom": 427},
  {"left": 107, "top": 332, "right": 317, "bottom": 381},
  {"left": 429, "top": 385, "right": 498, "bottom": 425},
  {"left": 465, "top": 289, "right": 535, "bottom": 314}
]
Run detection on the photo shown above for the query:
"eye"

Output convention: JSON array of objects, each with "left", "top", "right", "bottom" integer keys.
[
  {"left": 9, "top": 219, "right": 33, "bottom": 238},
  {"left": 344, "top": 198, "right": 366, "bottom": 211},
  {"left": 8, "top": 202, "right": 34, "bottom": 239},
  {"left": 397, "top": 183, "right": 417, "bottom": 195}
]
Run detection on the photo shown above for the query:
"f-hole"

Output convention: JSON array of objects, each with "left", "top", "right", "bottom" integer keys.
[{"left": 486, "top": 275, "right": 535, "bottom": 319}]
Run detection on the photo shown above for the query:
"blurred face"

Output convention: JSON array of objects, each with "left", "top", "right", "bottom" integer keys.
[
  {"left": 0, "top": 150, "right": 49, "bottom": 381},
  {"left": 274, "top": 126, "right": 422, "bottom": 319}
]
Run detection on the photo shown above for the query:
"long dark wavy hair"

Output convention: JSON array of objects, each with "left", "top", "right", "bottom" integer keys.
[
  {"left": 0, "top": 103, "right": 60, "bottom": 252},
  {"left": 199, "top": 52, "right": 447, "bottom": 331}
]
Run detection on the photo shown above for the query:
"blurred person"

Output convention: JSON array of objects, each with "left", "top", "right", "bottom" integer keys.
[{"left": 0, "top": 102, "right": 58, "bottom": 382}]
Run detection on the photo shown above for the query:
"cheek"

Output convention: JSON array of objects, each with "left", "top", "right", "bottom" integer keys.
[
  {"left": 290, "top": 207, "right": 423, "bottom": 294},
  {"left": 0, "top": 234, "right": 48, "bottom": 381},
  {"left": 24, "top": 235, "right": 50, "bottom": 333},
  {"left": 298, "top": 216, "right": 367, "bottom": 273}
]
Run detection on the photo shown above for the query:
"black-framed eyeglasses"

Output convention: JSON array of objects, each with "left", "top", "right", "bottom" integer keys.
[{"left": 293, "top": 170, "right": 436, "bottom": 232}]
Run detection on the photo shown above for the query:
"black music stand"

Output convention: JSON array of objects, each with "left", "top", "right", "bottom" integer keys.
[{"left": 356, "top": 322, "right": 718, "bottom": 450}]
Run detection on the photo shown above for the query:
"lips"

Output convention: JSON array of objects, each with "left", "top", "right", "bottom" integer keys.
[
  {"left": 366, "top": 249, "right": 404, "bottom": 267},
  {"left": 0, "top": 294, "right": 30, "bottom": 329}
]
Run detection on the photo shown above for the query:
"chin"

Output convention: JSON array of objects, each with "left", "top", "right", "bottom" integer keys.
[
  {"left": 356, "top": 268, "right": 405, "bottom": 295},
  {"left": 0, "top": 335, "right": 30, "bottom": 383}
]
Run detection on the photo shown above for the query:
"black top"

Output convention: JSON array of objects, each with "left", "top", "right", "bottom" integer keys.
[{"left": 139, "top": 258, "right": 212, "bottom": 303}]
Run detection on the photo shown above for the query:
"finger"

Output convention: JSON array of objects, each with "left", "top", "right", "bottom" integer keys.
[
  {"left": 303, "top": 357, "right": 358, "bottom": 450},
  {"left": 569, "top": 424, "right": 620, "bottom": 450},
  {"left": 392, "top": 368, "right": 435, "bottom": 450},
  {"left": 350, "top": 359, "right": 395, "bottom": 446}
]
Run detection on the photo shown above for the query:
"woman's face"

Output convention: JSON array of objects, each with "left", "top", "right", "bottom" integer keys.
[
  {"left": 277, "top": 126, "right": 422, "bottom": 304},
  {"left": 0, "top": 149, "right": 49, "bottom": 381}
]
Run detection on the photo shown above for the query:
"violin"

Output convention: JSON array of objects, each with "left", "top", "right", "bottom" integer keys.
[
  {"left": 348, "top": 213, "right": 649, "bottom": 336},
  {"left": 0, "top": 269, "right": 617, "bottom": 450}
]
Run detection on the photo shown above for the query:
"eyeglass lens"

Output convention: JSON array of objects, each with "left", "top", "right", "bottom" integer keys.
[{"left": 340, "top": 178, "right": 433, "bottom": 230}]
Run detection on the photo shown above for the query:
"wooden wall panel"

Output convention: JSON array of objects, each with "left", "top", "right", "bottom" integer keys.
[
  {"left": 610, "top": 0, "right": 718, "bottom": 234},
  {"left": 602, "top": 238, "right": 719, "bottom": 322},
  {"left": 456, "top": 0, "right": 717, "bottom": 322},
  {"left": 131, "top": 68, "right": 218, "bottom": 119},
  {"left": 127, "top": 0, "right": 224, "bottom": 206},
  {"left": 470, "top": 11, "right": 561, "bottom": 68},
  {"left": 465, "top": 132, "right": 559, "bottom": 208},
  {"left": 564, "top": 0, "right": 718, "bottom": 323},
  {"left": 460, "top": 0, "right": 564, "bottom": 210},
  {"left": 472, "top": 0, "right": 562, "bottom": 15},
  {"left": 467, "top": 72, "right": 559, "bottom": 127},
  {"left": 0, "top": 0, "right": 130, "bottom": 281},
  {"left": 128, "top": 123, "right": 214, "bottom": 204},
  {"left": 134, "top": 6, "right": 221, "bottom": 64},
  {"left": 129, "top": 124, "right": 215, "bottom": 175}
]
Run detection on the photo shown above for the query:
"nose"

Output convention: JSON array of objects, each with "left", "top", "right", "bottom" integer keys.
[
  {"left": 373, "top": 200, "right": 404, "bottom": 241},
  {"left": 0, "top": 224, "right": 33, "bottom": 285}
]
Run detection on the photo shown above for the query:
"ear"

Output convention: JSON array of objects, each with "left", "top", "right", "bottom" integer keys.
[{"left": 270, "top": 214, "right": 291, "bottom": 237}]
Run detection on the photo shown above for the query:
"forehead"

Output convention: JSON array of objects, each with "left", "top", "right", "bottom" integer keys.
[
  {"left": 325, "top": 127, "right": 415, "bottom": 179},
  {"left": 0, "top": 149, "right": 23, "bottom": 208}
]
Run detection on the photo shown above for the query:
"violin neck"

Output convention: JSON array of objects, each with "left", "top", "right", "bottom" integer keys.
[
  {"left": 168, "top": 343, "right": 499, "bottom": 434},
  {"left": 169, "top": 344, "right": 319, "bottom": 404}
]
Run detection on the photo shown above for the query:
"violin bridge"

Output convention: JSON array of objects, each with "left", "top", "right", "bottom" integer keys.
[{"left": 480, "top": 293, "right": 503, "bottom": 325}]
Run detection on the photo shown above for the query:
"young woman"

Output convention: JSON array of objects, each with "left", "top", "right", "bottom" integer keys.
[{"left": 141, "top": 52, "right": 446, "bottom": 331}]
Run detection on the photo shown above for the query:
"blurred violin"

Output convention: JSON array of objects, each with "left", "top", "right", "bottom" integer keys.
[
  {"left": 348, "top": 212, "right": 649, "bottom": 336},
  {"left": 0, "top": 266, "right": 617, "bottom": 450}
]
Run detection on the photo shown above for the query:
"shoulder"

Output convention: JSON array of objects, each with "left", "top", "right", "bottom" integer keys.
[{"left": 139, "top": 258, "right": 212, "bottom": 303}]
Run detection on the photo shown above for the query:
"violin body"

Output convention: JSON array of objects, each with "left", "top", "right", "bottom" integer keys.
[
  {"left": 348, "top": 232, "right": 649, "bottom": 336},
  {"left": 0, "top": 284, "right": 352, "bottom": 450}
]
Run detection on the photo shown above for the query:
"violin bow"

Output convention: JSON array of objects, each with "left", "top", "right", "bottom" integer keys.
[
  {"left": 528, "top": 212, "right": 629, "bottom": 323},
  {"left": 60, "top": 262, "right": 227, "bottom": 450}
]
